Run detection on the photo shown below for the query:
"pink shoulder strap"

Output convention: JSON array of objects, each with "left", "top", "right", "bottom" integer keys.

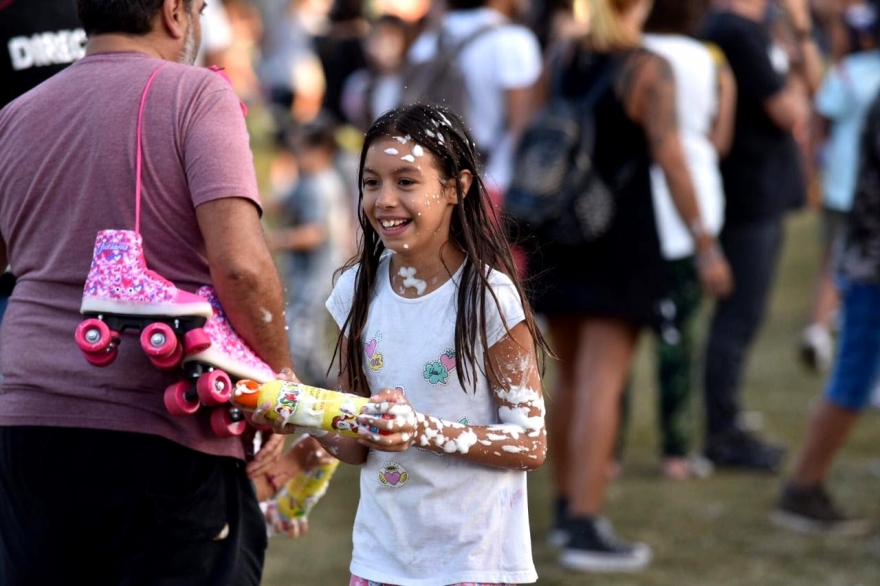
[
  {"left": 135, "top": 64, "right": 167, "bottom": 236},
  {"left": 134, "top": 64, "right": 246, "bottom": 235}
]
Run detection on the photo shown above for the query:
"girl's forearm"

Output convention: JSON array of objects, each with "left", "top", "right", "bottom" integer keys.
[{"left": 410, "top": 413, "right": 546, "bottom": 471}]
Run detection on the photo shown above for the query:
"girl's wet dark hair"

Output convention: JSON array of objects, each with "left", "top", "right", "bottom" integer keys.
[{"left": 332, "top": 103, "right": 551, "bottom": 394}]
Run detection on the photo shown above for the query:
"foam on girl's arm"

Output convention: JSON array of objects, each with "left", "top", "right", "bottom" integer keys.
[
  {"left": 412, "top": 385, "right": 546, "bottom": 471},
  {"left": 412, "top": 325, "right": 546, "bottom": 471}
]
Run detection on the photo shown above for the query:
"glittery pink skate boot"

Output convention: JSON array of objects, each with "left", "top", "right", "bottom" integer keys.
[
  {"left": 74, "top": 230, "right": 213, "bottom": 369},
  {"left": 164, "top": 285, "right": 276, "bottom": 437}
]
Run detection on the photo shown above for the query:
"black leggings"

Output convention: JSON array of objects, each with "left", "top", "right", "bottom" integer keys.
[{"left": 0, "top": 426, "right": 267, "bottom": 586}]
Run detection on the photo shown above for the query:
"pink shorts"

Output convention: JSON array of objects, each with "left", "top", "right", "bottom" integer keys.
[{"left": 350, "top": 577, "right": 514, "bottom": 586}]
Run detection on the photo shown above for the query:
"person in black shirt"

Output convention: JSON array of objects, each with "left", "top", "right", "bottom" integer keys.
[
  {"left": 0, "top": 0, "right": 85, "bottom": 327},
  {"left": 699, "top": 0, "right": 823, "bottom": 471}
]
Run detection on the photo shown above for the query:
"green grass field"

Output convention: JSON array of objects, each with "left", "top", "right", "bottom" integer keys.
[{"left": 259, "top": 210, "right": 880, "bottom": 586}]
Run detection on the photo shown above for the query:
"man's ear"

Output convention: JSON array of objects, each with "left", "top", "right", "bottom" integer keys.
[{"left": 160, "top": 0, "right": 188, "bottom": 40}]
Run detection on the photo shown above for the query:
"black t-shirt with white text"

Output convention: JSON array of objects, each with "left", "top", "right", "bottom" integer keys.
[
  {"left": 701, "top": 11, "right": 806, "bottom": 224},
  {"left": 0, "top": 0, "right": 85, "bottom": 109}
]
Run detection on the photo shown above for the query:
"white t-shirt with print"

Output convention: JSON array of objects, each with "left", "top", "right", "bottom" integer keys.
[
  {"left": 406, "top": 8, "right": 542, "bottom": 194},
  {"left": 325, "top": 255, "right": 536, "bottom": 586}
]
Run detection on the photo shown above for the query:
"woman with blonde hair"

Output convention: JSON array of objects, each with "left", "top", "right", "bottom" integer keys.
[{"left": 526, "top": 0, "right": 733, "bottom": 572}]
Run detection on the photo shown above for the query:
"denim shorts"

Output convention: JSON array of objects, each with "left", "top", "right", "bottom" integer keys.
[{"left": 825, "top": 281, "right": 880, "bottom": 411}]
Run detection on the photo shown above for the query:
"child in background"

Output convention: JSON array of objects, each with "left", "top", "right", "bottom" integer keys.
[
  {"left": 340, "top": 13, "right": 413, "bottom": 132},
  {"left": 257, "top": 103, "right": 551, "bottom": 585},
  {"left": 267, "top": 118, "right": 354, "bottom": 389}
]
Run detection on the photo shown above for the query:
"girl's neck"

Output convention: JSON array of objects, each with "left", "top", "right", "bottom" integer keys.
[{"left": 387, "top": 246, "right": 466, "bottom": 298}]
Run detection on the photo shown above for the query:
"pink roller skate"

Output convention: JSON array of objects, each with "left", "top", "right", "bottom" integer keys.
[
  {"left": 74, "top": 230, "right": 214, "bottom": 370},
  {"left": 163, "top": 285, "right": 276, "bottom": 438}
]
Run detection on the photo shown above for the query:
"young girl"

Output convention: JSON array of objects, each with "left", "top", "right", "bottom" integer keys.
[{"left": 261, "top": 103, "right": 550, "bottom": 585}]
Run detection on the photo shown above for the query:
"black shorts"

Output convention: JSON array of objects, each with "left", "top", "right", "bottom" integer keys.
[{"left": 0, "top": 426, "right": 267, "bottom": 586}]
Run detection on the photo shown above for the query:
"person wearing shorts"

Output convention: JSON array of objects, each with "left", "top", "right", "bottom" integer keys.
[{"left": 771, "top": 85, "right": 880, "bottom": 536}]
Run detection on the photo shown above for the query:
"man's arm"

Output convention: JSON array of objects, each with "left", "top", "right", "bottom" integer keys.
[
  {"left": 196, "top": 197, "right": 292, "bottom": 373},
  {"left": 0, "top": 232, "right": 7, "bottom": 271}
]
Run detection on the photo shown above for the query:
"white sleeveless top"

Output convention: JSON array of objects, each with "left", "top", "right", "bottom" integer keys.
[{"left": 643, "top": 34, "right": 726, "bottom": 260}]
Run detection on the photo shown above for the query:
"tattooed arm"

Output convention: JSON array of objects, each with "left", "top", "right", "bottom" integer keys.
[
  {"left": 621, "top": 52, "right": 733, "bottom": 298},
  {"left": 357, "top": 321, "right": 547, "bottom": 471}
]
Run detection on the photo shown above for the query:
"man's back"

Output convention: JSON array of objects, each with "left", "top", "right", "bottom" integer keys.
[{"left": 0, "top": 52, "right": 260, "bottom": 458}]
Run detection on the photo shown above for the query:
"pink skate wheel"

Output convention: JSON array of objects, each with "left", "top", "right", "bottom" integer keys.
[
  {"left": 183, "top": 327, "right": 211, "bottom": 355},
  {"left": 164, "top": 381, "right": 200, "bottom": 415},
  {"left": 75, "top": 318, "right": 112, "bottom": 353},
  {"left": 140, "top": 323, "right": 178, "bottom": 358},
  {"left": 150, "top": 342, "right": 184, "bottom": 371},
  {"left": 197, "top": 370, "right": 233, "bottom": 406},
  {"left": 83, "top": 347, "right": 117, "bottom": 367},
  {"left": 210, "top": 407, "right": 247, "bottom": 437}
]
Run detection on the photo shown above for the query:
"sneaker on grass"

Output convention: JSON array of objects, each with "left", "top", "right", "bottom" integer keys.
[
  {"left": 546, "top": 496, "right": 570, "bottom": 548},
  {"left": 559, "top": 516, "right": 652, "bottom": 573},
  {"left": 770, "top": 483, "right": 871, "bottom": 536}
]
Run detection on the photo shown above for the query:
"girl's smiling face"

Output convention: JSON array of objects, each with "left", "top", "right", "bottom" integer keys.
[{"left": 361, "top": 137, "right": 458, "bottom": 258}]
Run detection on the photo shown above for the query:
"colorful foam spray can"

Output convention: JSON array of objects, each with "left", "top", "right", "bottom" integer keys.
[
  {"left": 274, "top": 458, "right": 340, "bottom": 522},
  {"left": 233, "top": 379, "right": 387, "bottom": 437}
]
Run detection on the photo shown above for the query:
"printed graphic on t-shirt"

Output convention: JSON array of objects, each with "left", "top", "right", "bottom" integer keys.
[
  {"left": 7, "top": 28, "right": 85, "bottom": 71},
  {"left": 768, "top": 43, "right": 790, "bottom": 76},
  {"left": 423, "top": 348, "right": 456, "bottom": 385},
  {"left": 364, "top": 332, "right": 384, "bottom": 372},
  {"left": 378, "top": 461, "right": 408, "bottom": 488}
]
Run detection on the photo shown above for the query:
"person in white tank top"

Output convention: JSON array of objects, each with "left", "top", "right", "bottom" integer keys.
[{"left": 617, "top": 0, "right": 737, "bottom": 481}]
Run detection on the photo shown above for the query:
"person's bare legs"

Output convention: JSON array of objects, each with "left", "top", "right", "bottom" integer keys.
[
  {"left": 557, "top": 317, "right": 652, "bottom": 571},
  {"left": 567, "top": 317, "right": 639, "bottom": 516},
  {"left": 788, "top": 400, "right": 858, "bottom": 487},
  {"left": 810, "top": 253, "right": 840, "bottom": 332},
  {"left": 801, "top": 250, "right": 840, "bottom": 372},
  {"left": 545, "top": 315, "right": 581, "bottom": 523}
]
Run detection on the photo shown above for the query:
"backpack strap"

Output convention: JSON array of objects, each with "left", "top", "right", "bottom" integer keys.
[
  {"left": 437, "top": 21, "right": 505, "bottom": 58},
  {"left": 550, "top": 43, "right": 620, "bottom": 112}
]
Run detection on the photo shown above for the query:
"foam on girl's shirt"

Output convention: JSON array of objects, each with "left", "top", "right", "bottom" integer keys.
[{"left": 398, "top": 266, "right": 427, "bottom": 295}]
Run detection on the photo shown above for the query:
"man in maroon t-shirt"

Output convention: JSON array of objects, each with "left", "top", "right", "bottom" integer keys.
[{"left": 0, "top": 1, "right": 311, "bottom": 583}]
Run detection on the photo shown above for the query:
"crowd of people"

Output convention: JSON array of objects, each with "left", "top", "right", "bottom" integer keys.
[{"left": 0, "top": 0, "right": 878, "bottom": 583}]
